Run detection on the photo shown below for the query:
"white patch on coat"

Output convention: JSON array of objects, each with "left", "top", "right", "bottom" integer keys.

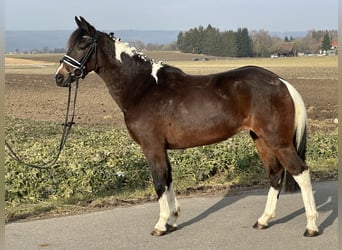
[
  {"left": 279, "top": 78, "right": 307, "bottom": 150},
  {"left": 114, "top": 39, "right": 136, "bottom": 62},
  {"left": 112, "top": 37, "right": 164, "bottom": 84},
  {"left": 151, "top": 61, "right": 163, "bottom": 83},
  {"left": 257, "top": 186, "right": 279, "bottom": 226},
  {"left": 293, "top": 170, "right": 319, "bottom": 232}
]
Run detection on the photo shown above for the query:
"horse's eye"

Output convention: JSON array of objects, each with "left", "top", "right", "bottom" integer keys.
[
  {"left": 78, "top": 40, "right": 92, "bottom": 50},
  {"left": 78, "top": 43, "right": 88, "bottom": 50}
]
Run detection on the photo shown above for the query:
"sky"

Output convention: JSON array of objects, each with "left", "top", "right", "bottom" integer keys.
[{"left": 5, "top": 0, "right": 338, "bottom": 32}]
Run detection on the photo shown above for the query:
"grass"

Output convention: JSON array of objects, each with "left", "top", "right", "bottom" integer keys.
[{"left": 5, "top": 116, "right": 337, "bottom": 222}]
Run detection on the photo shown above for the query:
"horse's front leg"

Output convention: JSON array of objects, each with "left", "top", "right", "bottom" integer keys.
[{"left": 143, "top": 147, "right": 180, "bottom": 236}]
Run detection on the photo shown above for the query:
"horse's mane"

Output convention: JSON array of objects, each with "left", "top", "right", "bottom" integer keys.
[
  {"left": 67, "top": 28, "right": 187, "bottom": 83},
  {"left": 111, "top": 36, "right": 156, "bottom": 65},
  {"left": 67, "top": 28, "right": 156, "bottom": 67}
]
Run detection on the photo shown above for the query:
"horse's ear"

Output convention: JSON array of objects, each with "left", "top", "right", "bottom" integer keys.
[
  {"left": 75, "top": 16, "right": 82, "bottom": 28},
  {"left": 75, "top": 16, "right": 96, "bottom": 35}
]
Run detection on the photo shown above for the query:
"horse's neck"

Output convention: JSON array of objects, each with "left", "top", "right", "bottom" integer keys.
[{"left": 97, "top": 54, "right": 152, "bottom": 112}]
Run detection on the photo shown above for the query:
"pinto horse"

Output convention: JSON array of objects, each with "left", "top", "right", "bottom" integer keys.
[{"left": 55, "top": 17, "right": 319, "bottom": 237}]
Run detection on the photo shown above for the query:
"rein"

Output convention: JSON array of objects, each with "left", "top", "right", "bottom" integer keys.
[
  {"left": 5, "top": 31, "right": 98, "bottom": 169},
  {"left": 5, "top": 79, "right": 79, "bottom": 169}
]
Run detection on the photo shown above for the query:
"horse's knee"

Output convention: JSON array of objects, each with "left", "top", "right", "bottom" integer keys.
[
  {"left": 268, "top": 168, "right": 284, "bottom": 189},
  {"left": 150, "top": 165, "right": 172, "bottom": 198},
  {"left": 274, "top": 148, "right": 307, "bottom": 176},
  {"left": 154, "top": 183, "right": 166, "bottom": 198}
]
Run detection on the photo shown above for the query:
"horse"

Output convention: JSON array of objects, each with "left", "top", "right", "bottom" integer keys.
[{"left": 55, "top": 17, "right": 319, "bottom": 237}]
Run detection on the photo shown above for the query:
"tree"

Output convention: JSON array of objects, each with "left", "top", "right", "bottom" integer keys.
[
  {"left": 221, "top": 30, "right": 236, "bottom": 57},
  {"left": 321, "top": 33, "right": 331, "bottom": 51},
  {"left": 203, "top": 25, "right": 221, "bottom": 56},
  {"left": 177, "top": 26, "right": 339, "bottom": 57},
  {"left": 251, "top": 29, "right": 272, "bottom": 57},
  {"left": 235, "top": 28, "right": 253, "bottom": 57}
]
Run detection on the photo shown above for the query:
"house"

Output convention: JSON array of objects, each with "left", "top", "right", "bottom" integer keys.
[
  {"left": 320, "top": 41, "right": 338, "bottom": 56},
  {"left": 331, "top": 41, "right": 338, "bottom": 55},
  {"left": 273, "top": 42, "right": 295, "bottom": 57}
]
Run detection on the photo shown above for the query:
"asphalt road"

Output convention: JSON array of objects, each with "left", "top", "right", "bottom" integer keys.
[{"left": 6, "top": 181, "right": 338, "bottom": 250}]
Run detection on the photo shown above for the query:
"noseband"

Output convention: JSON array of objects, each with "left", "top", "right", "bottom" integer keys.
[{"left": 60, "top": 32, "right": 99, "bottom": 80}]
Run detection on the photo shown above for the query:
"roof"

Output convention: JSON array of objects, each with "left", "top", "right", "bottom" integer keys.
[{"left": 276, "top": 42, "right": 295, "bottom": 53}]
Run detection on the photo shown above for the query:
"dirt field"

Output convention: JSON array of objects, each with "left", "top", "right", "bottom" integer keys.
[{"left": 5, "top": 53, "right": 338, "bottom": 132}]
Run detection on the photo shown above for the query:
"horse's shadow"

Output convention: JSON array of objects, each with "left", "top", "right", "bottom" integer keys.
[
  {"left": 178, "top": 181, "right": 337, "bottom": 234},
  {"left": 178, "top": 192, "right": 249, "bottom": 229}
]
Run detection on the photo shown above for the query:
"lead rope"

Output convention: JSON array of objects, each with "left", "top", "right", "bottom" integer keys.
[{"left": 5, "top": 78, "right": 79, "bottom": 169}]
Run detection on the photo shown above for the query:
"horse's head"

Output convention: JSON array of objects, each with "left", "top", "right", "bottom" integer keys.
[{"left": 55, "top": 16, "right": 99, "bottom": 87}]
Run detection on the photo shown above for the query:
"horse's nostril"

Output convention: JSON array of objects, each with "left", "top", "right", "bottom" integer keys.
[{"left": 55, "top": 73, "right": 64, "bottom": 84}]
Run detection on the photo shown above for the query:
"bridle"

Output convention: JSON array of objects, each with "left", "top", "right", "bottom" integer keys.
[
  {"left": 5, "top": 32, "right": 100, "bottom": 169},
  {"left": 60, "top": 31, "right": 99, "bottom": 83}
]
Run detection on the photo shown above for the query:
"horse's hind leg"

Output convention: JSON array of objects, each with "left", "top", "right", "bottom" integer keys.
[
  {"left": 293, "top": 170, "right": 319, "bottom": 236},
  {"left": 275, "top": 147, "right": 319, "bottom": 237},
  {"left": 142, "top": 146, "right": 180, "bottom": 236},
  {"left": 251, "top": 132, "right": 284, "bottom": 229}
]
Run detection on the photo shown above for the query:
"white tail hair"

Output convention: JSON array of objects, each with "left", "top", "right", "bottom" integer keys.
[{"left": 279, "top": 78, "right": 307, "bottom": 150}]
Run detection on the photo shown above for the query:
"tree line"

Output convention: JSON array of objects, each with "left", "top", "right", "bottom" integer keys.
[
  {"left": 177, "top": 25, "right": 253, "bottom": 57},
  {"left": 176, "top": 25, "right": 338, "bottom": 57},
  {"left": 9, "top": 27, "right": 337, "bottom": 57}
]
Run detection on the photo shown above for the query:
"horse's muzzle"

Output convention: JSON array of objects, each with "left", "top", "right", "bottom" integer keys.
[{"left": 55, "top": 73, "right": 71, "bottom": 87}]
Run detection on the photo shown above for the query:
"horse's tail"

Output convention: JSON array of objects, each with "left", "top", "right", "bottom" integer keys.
[{"left": 280, "top": 79, "right": 307, "bottom": 192}]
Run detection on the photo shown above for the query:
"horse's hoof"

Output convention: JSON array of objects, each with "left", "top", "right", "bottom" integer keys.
[
  {"left": 151, "top": 229, "right": 167, "bottom": 236},
  {"left": 253, "top": 221, "right": 268, "bottom": 230},
  {"left": 166, "top": 224, "right": 177, "bottom": 232},
  {"left": 303, "top": 229, "right": 320, "bottom": 237},
  {"left": 151, "top": 224, "right": 177, "bottom": 236}
]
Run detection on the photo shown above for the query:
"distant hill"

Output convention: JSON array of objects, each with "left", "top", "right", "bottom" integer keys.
[
  {"left": 269, "top": 31, "right": 307, "bottom": 39},
  {"left": 5, "top": 30, "right": 180, "bottom": 52}
]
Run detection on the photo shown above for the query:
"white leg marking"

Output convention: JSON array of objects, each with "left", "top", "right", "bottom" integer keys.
[
  {"left": 293, "top": 170, "right": 319, "bottom": 232},
  {"left": 166, "top": 183, "right": 180, "bottom": 227},
  {"left": 154, "top": 186, "right": 169, "bottom": 232},
  {"left": 258, "top": 186, "right": 279, "bottom": 226},
  {"left": 154, "top": 183, "right": 180, "bottom": 232}
]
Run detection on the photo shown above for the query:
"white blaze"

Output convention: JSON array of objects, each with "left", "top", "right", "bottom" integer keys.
[{"left": 55, "top": 63, "right": 63, "bottom": 75}]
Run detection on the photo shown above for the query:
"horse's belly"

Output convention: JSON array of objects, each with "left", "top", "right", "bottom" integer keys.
[{"left": 165, "top": 114, "right": 242, "bottom": 149}]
